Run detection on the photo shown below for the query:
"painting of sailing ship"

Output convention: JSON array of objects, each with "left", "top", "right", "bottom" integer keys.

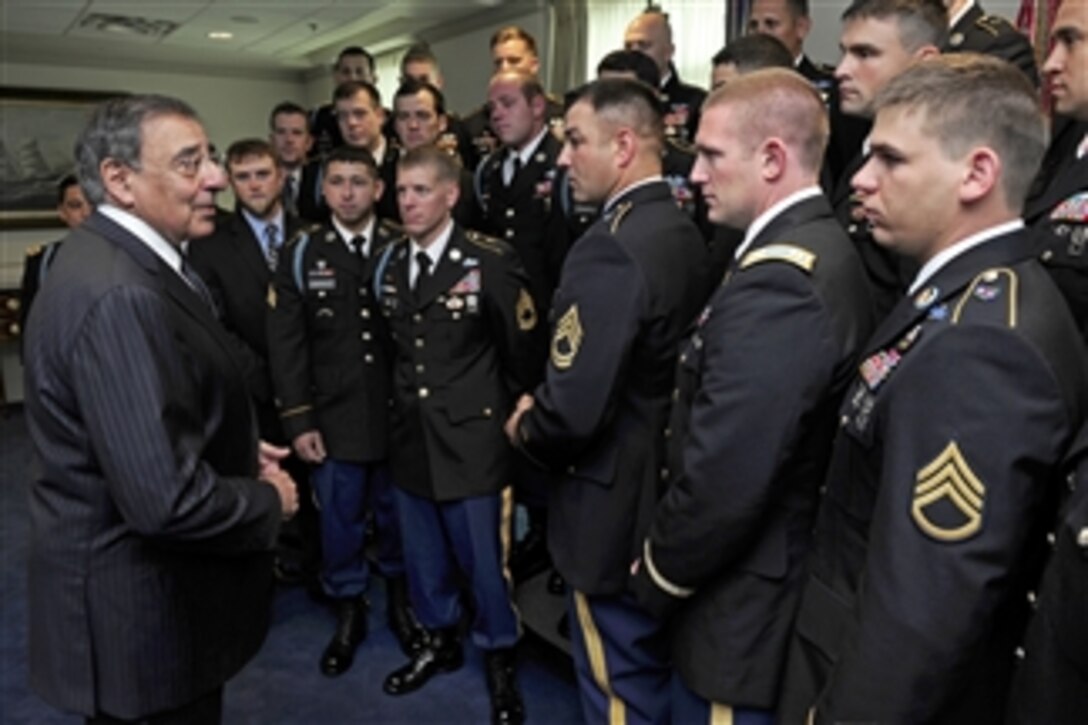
[{"left": 1, "top": 87, "right": 123, "bottom": 229}]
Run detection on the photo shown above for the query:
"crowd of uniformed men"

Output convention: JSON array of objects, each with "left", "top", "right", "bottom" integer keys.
[{"left": 20, "top": 0, "right": 1088, "bottom": 723}]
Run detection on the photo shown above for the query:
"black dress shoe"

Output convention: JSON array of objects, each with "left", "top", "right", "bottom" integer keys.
[
  {"left": 547, "top": 569, "right": 566, "bottom": 596},
  {"left": 320, "top": 596, "right": 368, "bottom": 677},
  {"left": 485, "top": 648, "right": 525, "bottom": 725},
  {"left": 386, "top": 575, "right": 428, "bottom": 655},
  {"left": 383, "top": 627, "right": 464, "bottom": 695}
]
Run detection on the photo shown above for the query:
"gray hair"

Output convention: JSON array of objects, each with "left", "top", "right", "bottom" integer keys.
[{"left": 75, "top": 94, "right": 199, "bottom": 204}]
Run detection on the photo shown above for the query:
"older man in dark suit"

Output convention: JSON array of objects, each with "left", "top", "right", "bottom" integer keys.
[{"left": 22, "top": 95, "right": 298, "bottom": 724}]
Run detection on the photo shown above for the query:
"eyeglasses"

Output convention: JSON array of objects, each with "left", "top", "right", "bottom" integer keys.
[{"left": 172, "top": 151, "right": 223, "bottom": 178}]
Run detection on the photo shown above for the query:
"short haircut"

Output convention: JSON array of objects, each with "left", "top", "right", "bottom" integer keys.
[
  {"left": 401, "top": 43, "right": 438, "bottom": 72},
  {"left": 394, "top": 78, "right": 446, "bottom": 117},
  {"left": 398, "top": 144, "right": 460, "bottom": 185},
  {"left": 705, "top": 68, "right": 830, "bottom": 174},
  {"left": 785, "top": 0, "right": 810, "bottom": 18},
  {"left": 322, "top": 145, "right": 380, "bottom": 179},
  {"left": 490, "top": 26, "right": 538, "bottom": 55},
  {"left": 874, "top": 53, "right": 1046, "bottom": 209},
  {"left": 490, "top": 70, "right": 546, "bottom": 102},
  {"left": 75, "top": 94, "right": 198, "bottom": 205},
  {"left": 712, "top": 34, "right": 795, "bottom": 73},
  {"left": 57, "top": 174, "right": 80, "bottom": 204},
  {"left": 596, "top": 49, "right": 661, "bottom": 88},
  {"left": 268, "top": 101, "right": 308, "bottom": 130},
  {"left": 567, "top": 77, "right": 665, "bottom": 149},
  {"left": 333, "top": 80, "right": 382, "bottom": 108},
  {"left": 842, "top": 0, "right": 949, "bottom": 51},
  {"left": 336, "top": 46, "right": 375, "bottom": 74},
  {"left": 224, "top": 138, "right": 276, "bottom": 171}
]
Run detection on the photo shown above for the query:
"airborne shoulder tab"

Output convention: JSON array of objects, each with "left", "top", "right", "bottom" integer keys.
[
  {"left": 608, "top": 201, "right": 634, "bottom": 235},
  {"left": 739, "top": 243, "right": 817, "bottom": 273},
  {"left": 951, "top": 267, "right": 1018, "bottom": 328},
  {"left": 464, "top": 229, "right": 506, "bottom": 255}
]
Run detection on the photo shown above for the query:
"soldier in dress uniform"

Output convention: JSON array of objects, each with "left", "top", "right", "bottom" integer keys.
[
  {"left": 19, "top": 175, "right": 91, "bottom": 350},
  {"left": 504, "top": 78, "right": 707, "bottom": 725},
  {"left": 829, "top": 0, "right": 946, "bottom": 322},
  {"left": 942, "top": 0, "right": 1038, "bottom": 85},
  {"left": 266, "top": 146, "right": 423, "bottom": 678},
  {"left": 375, "top": 146, "right": 539, "bottom": 725},
  {"left": 629, "top": 69, "right": 874, "bottom": 725},
  {"left": 1006, "top": 424, "right": 1088, "bottom": 723},
  {"left": 710, "top": 33, "right": 794, "bottom": 90},
  {"left": 624, "top": 6, "right": 707, "bottom": 147},
  {"left": 1025, "top": 0, "right": 1088, "bottom": 339},
  {"left": 310, "top": 46, "right": 376, "bottom": 157},
  {"left": 777, "top": 55, "right": 1088, "bottom": 723},
  {"left": 396, "top": 43, "right": 475, "bottom": 166},
  {"left": 747, "top": 0, "right": 836, "bottom": 93}
]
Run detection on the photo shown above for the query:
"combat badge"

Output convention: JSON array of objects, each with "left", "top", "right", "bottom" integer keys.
[
  {"left": 516, "top": 288, "right": 537, "bottom": 331},
  {"left": 551, "top": 304, "right": 583, "bottom": 370},
  {"left": 911, "top": 441, "right": 985, "bottom": 542}
]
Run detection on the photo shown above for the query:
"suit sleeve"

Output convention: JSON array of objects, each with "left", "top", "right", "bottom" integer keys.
[
  {"left": 517, "top": 230, "right": 646, "bottom": 464},
  {"left": 266, "top": 245, "right": 317, "bottom": 441},
  {"left": 633, "top": 265, "right": 839, "bottom": 615},
  {"left": 486, "top": 248, "right": 545, "bottom": 395},
  {"left": 71, "top": 285, "right": 281, "bottom": 553},
  {"left": 817, "top": 326, "right": 1071, "bottom": 722}
]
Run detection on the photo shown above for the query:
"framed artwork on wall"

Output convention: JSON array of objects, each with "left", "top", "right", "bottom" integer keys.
[{"left": 0, "top": 86, "right": 123, "bottom": 230}]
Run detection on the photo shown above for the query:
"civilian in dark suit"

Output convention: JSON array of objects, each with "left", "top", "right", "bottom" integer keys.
[
  {"left": 1026, "top": 2, "right": 1088, "bottom": 340},
  {"left": 376, "top": 147, "right": 540, "bottom": 725},
  {"left": 268, "top": 101, "right": 314, "bottom": 218},
  {"left": 267, "top": 146, "right": 422, "bottom": 676},
  {"left": 942, "top": 0, "right": 1039, "bottom": 85},
  {"left": 624, "top": 8, "right": 707, "bottom": 146},
  {"left": 629, "top": 70, "right": 874, "bottom": 723},
  {"left": 778, "top": 56, "right": 1088, "bottom": 724},
  {"left": 18, "top": 175, "right": 90, "bottom": 355},
  {"left": 506, "top": 79, "right": 707, "bottom": 725},
  {"left": 22, "top": 94, "right": 297, "bottom": 724},
  {"left": 187, "top": 139, "right": 317, "bottom": 588}
]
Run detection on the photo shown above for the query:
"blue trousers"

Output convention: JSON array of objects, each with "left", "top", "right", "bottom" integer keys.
[
  {"left": 671, "top": 674, "right": 776, "bottom": 725},
  {"left": 568, "top": 590, "right": 672, "bottom": 725},
  {"left": 394, "top": 486, "right": 519, "bottom": 650},
  {"left": 311, "top": 458, "right": 402, "bottom": 599}
]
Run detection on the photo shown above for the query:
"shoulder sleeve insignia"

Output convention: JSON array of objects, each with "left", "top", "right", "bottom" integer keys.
[
  {"left": 266, "top": 282, "right": 277, "bottom": 309},
  {"left": 608, "top": 201, "right": 634, "bottom": 234},
  {"left": 551, "top": 304, "right": 583, "bottom": 370},
  {"left": 976, "top": 15, "right": 1009, "bottom": 36},
  {"left": 739, "top": 243, "right": 817, "bottom": 273},
  {"left": 912, "top": 441, "right": 985, "bottom": 542},
  {"left": 516, "top": 288, "right": 537, "bottom": 332},
  {"left": 951, "top": 267, "right": 1017, "bottom": 328}
]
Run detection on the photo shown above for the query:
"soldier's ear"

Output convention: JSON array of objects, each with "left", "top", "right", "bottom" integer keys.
[
  {"left": 959, "top": 146, "right": 1001, "bottom": 205},
  {"left": 613, "top": 127, "right": 638, "bottom": 167}
]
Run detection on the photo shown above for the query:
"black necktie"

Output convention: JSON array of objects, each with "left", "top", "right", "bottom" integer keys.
[
  {"left": 414, "top": 251, "right": 432, "bottom": 302},
  {"left": 352, "top": 235, "right": 367, "bottom": 259},
  {"left": 505, "top": 154, "right": 522, "bottom": 186},
  {"left": 282, "top": 174, "right": 298, "bottom": 216},
  {"left": 180, "top": 256, "right": 217, "bottom": 316}
]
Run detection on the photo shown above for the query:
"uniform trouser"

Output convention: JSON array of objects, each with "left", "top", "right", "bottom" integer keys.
[
  {"left": 568, "top": 590, "right": 671, "bottom": 725},
  {"left": 311, "top": 458, "right": 402, "bottom": 599},
  {"left": 393, "top": 486, "right": 520, "bottom": 650},
  {"left": 671, "top": 674, "right": 776, "bottom": 725}
]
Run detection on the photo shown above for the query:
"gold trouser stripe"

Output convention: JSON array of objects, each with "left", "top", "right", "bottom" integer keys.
[
  {"left": 573, "top": 591, "right": 626, "bottom": 725},
  {"left": 709, "top": 702, "right": 735, "bottom": 725},
  {"left": 498, "top": 486, "right": 522, "bottom": 631}
]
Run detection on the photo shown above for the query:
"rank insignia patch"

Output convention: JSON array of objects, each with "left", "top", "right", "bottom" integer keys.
[
  {"left": 551, "top": 304, "right": 583, "bottom": 370},
  {"left": 911, "top": 441, "right": 985, "bottom": 542},
  {"left": 516, "top": 288, "right": 537, "bottom": 331}
]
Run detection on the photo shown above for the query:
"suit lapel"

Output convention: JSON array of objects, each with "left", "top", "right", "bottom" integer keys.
[{"left": 229, "top": 214, "right": 272, "bottom": 285}]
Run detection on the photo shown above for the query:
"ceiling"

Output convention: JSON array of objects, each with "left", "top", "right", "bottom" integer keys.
[{"left": 0, "top": 0, "right": 535, "bottom": 80}]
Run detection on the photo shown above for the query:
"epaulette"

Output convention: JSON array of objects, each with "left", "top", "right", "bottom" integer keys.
[
  {"left": 464, "top": 229, "right": 506, "bottom": 255},
  {"left": 608, "top": 201, "right": 634, "bottom": 234},
  {"left": 286, "top": 223, "right": 322, "bottom": 248},
  {"left": 373, "top": 220, "right": 405, "bottom": 255},
  {"left": 976, "top": 14, "right": 1012, "bottom": 37},
  {"left": 738, "top": 243, "right": 816, "bottom": 273},
  {"left": 951, "top": 267, "right": 1018, "bottom": 328},
  {"left": 665, "top": 136, "right": 695, "bottom": 156},
  {"left": 25, "top": 244, "right": 43, "bottom": 257}
]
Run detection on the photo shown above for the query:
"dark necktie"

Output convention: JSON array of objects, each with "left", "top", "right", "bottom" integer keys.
[
  {"left": 265, "top": 223, "right": 281, "bottom": 271},
  {"left": 180, "top": 256, "right": 217, "bottom": 316},
  {"left": 282, "top": 174, "right": 298, "bottom": 217},
  {"left": 352, "top": 235, "right": 367, "bottom": 259},
  {"left": 505, "top": 154, "right": 522, "bottom": 186},
  {"left": 414, "top": 251, "right": 432, "bottom": 302}
]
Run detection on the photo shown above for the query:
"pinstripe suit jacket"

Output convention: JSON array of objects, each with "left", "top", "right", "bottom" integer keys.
[{"left": 22, "top": 211, "right": 282, "bottom": 719}]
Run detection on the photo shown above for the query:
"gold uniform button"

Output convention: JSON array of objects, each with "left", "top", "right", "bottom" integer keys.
[
  {"left": 567, "top": 465, "right": 576, "bottom": 475},
  {"left": 1047, "top": 531, "right": 1058, "bottom": 547},
  {"left": 1041, "top": 249, "right": 1054, "bottom": 262},
  {"left": 419, "top": 387, "right": 430, "bottom": 399},
  {"left": 1077, "top": 526, "right": 1088, "bottom": 549},
  {"left": 483, "top": 407, "right": 493, "bottom": 417},
  {"left": 660, "top": 467, "right": 669, "bottom": 481},
  {"left": 505, "top": 229, "right": 515, "bottom": 239},
  {"left": 415, "top": 364, "right": 425, "bottom": 374},
  {"left": 362, "top": 331, "right": 372, "bottom": 341},
  {"left": 663, "top": 427, "right": 671, "bottom": 438},
  {"left": 361, "top": 309, "right": 370, "bottom": 319},
  {"left": 841, "top": 415, "right": 850, "bottom": 427},
  {"left": 415, "top": 338, "right": 424, "bottom": 348},
  {"left": 364, "top": 353, "right": 374, "bottom": 364},
  {"left": 505, "top": 208, "right": 515, "bottom": 218},
  {"left": 413, "top": 313, "right": 423, "bottom": 323},
  {"left": 1014, "top": 647, "right": 1026, "bottom": 660}
]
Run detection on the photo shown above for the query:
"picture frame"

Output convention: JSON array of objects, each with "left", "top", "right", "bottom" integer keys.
[{"left": 0, "top": 86, "right": 124, "bottom": 230}]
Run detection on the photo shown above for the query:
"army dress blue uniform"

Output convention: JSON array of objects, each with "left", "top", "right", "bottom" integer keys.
[
  {"left": 514, "top": 179, "right": 707, "bottom": 724},
  {"left": 943, "top": 3, "right": 1039, "bottom": 86},
  {"left": 374, "top": 222, "right": 542, "bottom": 649},
  {"left": 630, "top": 191, "right": 875, "bottom": 721},
  {"left": 267, "top": 220, "right": 403, "bottom": 600},
  {"left": 778, "top": 225, "right": 1088, "bottom": 723}
]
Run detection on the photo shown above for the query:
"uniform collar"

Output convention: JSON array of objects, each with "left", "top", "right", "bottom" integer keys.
[{"left": 908, "top": 219, "right": 1025, "bottom": 295}]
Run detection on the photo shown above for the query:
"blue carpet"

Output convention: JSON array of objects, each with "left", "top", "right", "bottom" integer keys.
[{"left": 0, "top": 408, "right": 582, "bottom": 724}]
